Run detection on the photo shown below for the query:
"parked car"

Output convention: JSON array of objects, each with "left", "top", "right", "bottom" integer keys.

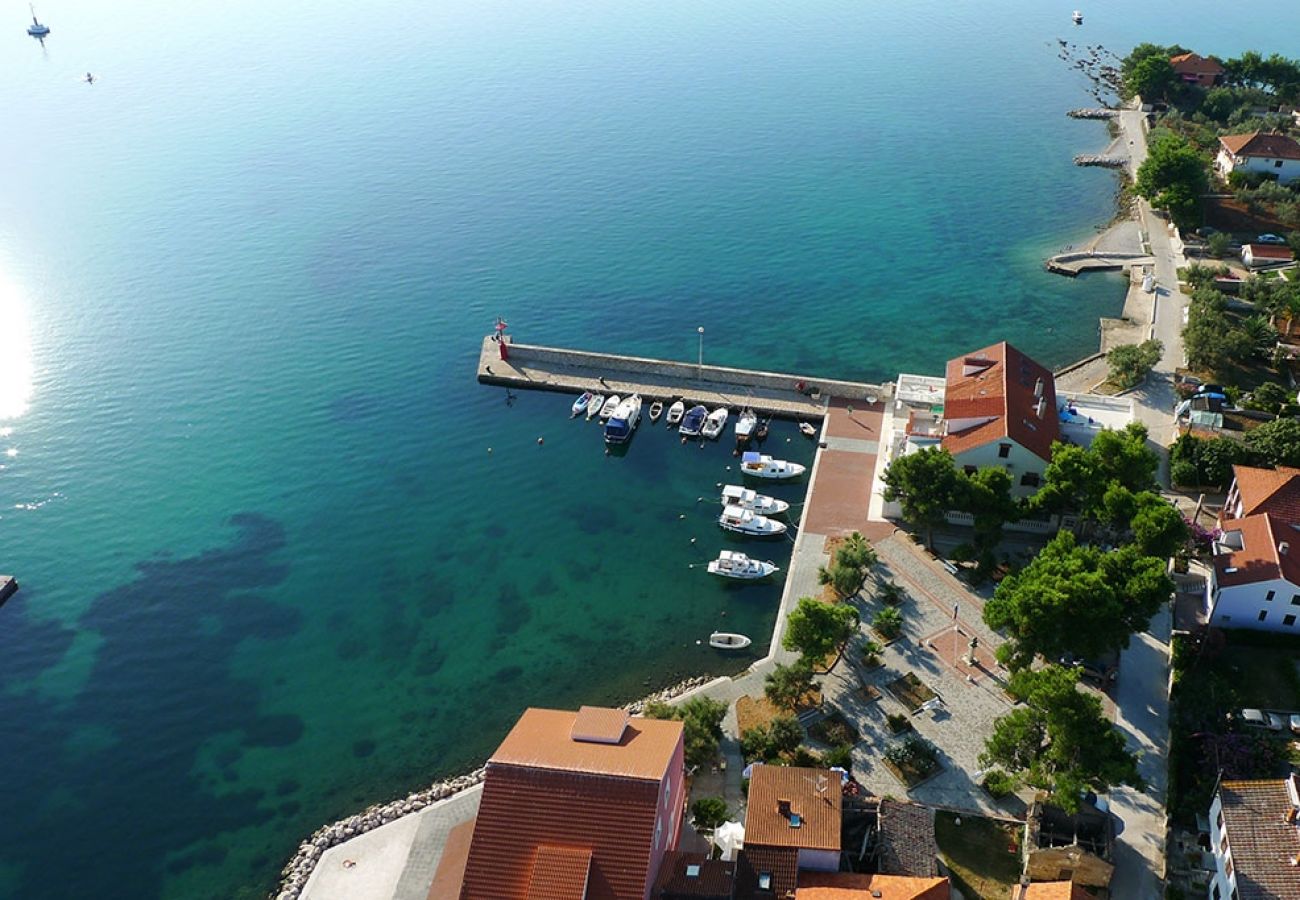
[
  {"left": 1257, "top": 233, "right": 1287, "bottom": 244},
  {"left": 1061, "top": 651, "right": 1119, "bottom": 687},
  {"left": 1240, "top": 708, "right": 1287, "bottom": 730}
]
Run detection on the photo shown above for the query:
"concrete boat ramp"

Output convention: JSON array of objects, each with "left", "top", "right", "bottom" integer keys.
[{"left": 476, "top": 335, "right": 887, "bottom": 419}]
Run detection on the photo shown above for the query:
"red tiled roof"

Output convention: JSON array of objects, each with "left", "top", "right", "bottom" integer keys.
[
  {"left": 428, "top": 820, "right": 475, "bottom": 900},
  {"left": 1230, "top": 465, "right": 1300, "bottom": 520},
  {"left": 490, "top": 707, "right": 683, "bottom": 780},
  {"left": 744, "top": 765, "right": 842, "bottom": 852},
  {"left": 735, "top": 845, "right": 799, "bottom": 899},
  {"left": 796, "top": 871, "right": 951, "bottom": 900},
  {"left": 1213, "top": 513, "right": 1300, "bottom": 588},
  {"left": 525, "top": 845, "right": 593, "bottom": 900},
  {"left": 941, "top": 342, "right": 1059, "bottom": 462},
  {"left": 653, "top": 851, "right": 736, "bottom": 899},
  {"left": 1246, "top": 243, "right": 1296, "bottom": 260},
  {"left": 1170, "top": 52, "right": 1224, "bottom": 74},
  {"left": 572, "top": 706, "right": 631, "bottom": 743},
  {"left": 1019, "top": 882, "right": 1094, "bottom": 900},
  {"left": 1218, "top": 777, "right": 1300, "bottom": 899},
  {"left": 1220, "top": 131, "right": 1300, "bottom": 161}
]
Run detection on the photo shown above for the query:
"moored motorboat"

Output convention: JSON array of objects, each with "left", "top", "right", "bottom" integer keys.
[
  {"left": 735, "top": 409, "right": 758, "bottom": 443},
  {"left": 719, "top": 505, "right": 787, "bottom": 537},
  {"left": 599, "top": 394, "right": 622, "bottom": 420},
  {"left": 604, "top": 394, "right": 642, "bottom": 445},
  {"left": 702, "top": 407, "right": 729, "bottom": 440},
  {"left": 798, "top": 422, "right": 817, "bottom": 438},
  {"left": 649, "top": 400, "right": 664, "bottom": 422},
  {"left": 586, "top": 395, "right": 605, "bottom": 420},
  {"left": 1072, "top": 9, "right": 1083, "bottom": 23},
  {"left": 707, "top": 550, "right": 779, "bottom": 580},
  {"left": 754, "top": 418, "right": 769, "bottom": 441},
  {"left": 666, "top": 400, "right": 685, "bottom": 426},
  {"left": 720, "top": 484, "right": 790, "bottom": 516},
  {"left": 572, "top": 391, "right": 594, "bottom": 417},
  {"left": 740, "top": 452, "right": 806, "bottom": 480},
  {"left": 709, "top": 632, "right": 752, "bottom": 651},
  {"left": 679, "top": 404, "right": 708, "bottom": 438}
]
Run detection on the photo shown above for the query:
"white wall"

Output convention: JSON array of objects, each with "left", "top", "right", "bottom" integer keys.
[
  {"left": 1217, "top": 148, "right": 1300, "bottom": 185},
  {"left": 1207, "top": 792, "right": 1237, "bottom": 900},
  {"left": 1209, "top": 576, "right": 1300, "bottom": 631},
  {"left": 951, "top": 439, "right": 1049, "bottom": 498}
]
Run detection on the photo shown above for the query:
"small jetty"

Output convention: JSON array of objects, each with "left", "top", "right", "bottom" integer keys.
[
  {"left": 1067, "top": 108, "right": 1117, "bottom": 119},
  {"left": 1046, "top": 251, "right": 1154, "bottom": 276},
  {"left": 476, "top": 335, "right": 885, "bottom": 419},
  {"left": 1073, "top": 154, "right": 1127, "bottom": 169},
  {"left": 0, "top": 575, "right": 18, "bottom": 608}
]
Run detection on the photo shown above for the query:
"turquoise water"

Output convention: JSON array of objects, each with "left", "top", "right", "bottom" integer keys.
[{"left": 2, "top": 0, "right": 1297, "bottom": 897}]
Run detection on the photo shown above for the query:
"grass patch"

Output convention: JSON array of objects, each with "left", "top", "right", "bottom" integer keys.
[
  {"left": 807, "top": 710, "right": 860, "bottom": 747},
  {"left": 885, "top": 672, "right": 937, "bottom": 712},
  {"left": 736, "top": 690, "right": 822, "bottom": 737},
  {"left": 934, "top": 811, "right": 1023, "bottom": 900}
]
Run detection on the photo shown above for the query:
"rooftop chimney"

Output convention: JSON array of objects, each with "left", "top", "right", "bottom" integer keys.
[
  {"left": 1283, "top": 542, "right": 1291, "bottom": 556},
  {"left": 777, "top": 798, "right": 791, "bottom": 818}
]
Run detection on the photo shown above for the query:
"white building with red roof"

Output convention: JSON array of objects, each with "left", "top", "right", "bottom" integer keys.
[
  {"left": 435, "top": 705, "right": 686, "bottom": 900},
  {"left": 1209, "top": 465, "right": 1300, "bottom": 632},
  {"left": 1216, "top": 131, "right": 1300, "bottom": 186}
]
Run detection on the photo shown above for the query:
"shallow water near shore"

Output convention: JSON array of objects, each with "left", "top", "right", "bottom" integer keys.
[{"left": 2, "top": 0, "right": 1298, "bottom": 897}]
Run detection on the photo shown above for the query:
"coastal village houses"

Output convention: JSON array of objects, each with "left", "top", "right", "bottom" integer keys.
[
  {"left": 1215, "top": 131, "right": 1300, "bottom": 187},
  {"left": 884, "top": 342, "right": 1133, "bottom": 519},
  {"left": 1207, "top": 774, "right": 1300, "bottom": 900},
  {"left": 1207, "top": 465, "right": 1300, "bottom": 632},
  {"left": 433, "top": 705, "right": 687, "bottom": 900},
  {"left": 1170, "top": 51, "right": 1224, "bottom": 87}
]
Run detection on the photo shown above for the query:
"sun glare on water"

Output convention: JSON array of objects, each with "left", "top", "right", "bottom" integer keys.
[{"left": 0, "top": 275, "right": 34, "bottom": 421}]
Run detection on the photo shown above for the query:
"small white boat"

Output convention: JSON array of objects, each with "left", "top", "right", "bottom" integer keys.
[
  {"left": 735, "top": 409, "right": 758, "bottom": 442},
  {"left": 27, "top": 4, "right": 49, "bottom": 36},
  {"left": 1072, "top": 9, "right": 1083, "bottom": 23},
  {"left": 649, "top": 400, "right": 664, "bottom": 422},
  {"left": 599, "top": 394, "right": 622, "bottom": 420},
  {"left": 798, "top": 422, "right": 817, "bottom": 438},
  {"left": 604, "top": 394, "right": 642, "bottom": 445},
  {"left": 679, "top": 404, "right": 708, "bottom": 438},
  {"left": 740, "top": 452, "right": 806, "bottom": 480},
  {"left": 702, "top": 407, "right": 729, "bottom": 440},
  {"left": 709, "top": 632, "right": 752, "bottom": 651},
  {"left": 719, "top": 505, "right": 787, "bottom": 537},
  {"left": 586, "top": 395, "right": 606, "bottom": 421},
  {"left": 572, "top": 392, "right": 594, "bottom": 417},
  {"left": 707, "top": 550, "right": 779, "bottom": 580},
  {"left": 720, "top": 484, "right": 790, "bottom": 516},
  {"left": 665, "top": 400, "right": 686, "bottom": 426}
]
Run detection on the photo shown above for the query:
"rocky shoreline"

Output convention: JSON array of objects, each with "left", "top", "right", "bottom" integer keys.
[{"left": 271, "top": 674, "right": 715, "bottom": 899}]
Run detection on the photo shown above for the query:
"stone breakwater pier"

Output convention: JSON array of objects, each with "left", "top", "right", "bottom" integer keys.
[{"left": 476, "top": 335, "right": 888, "bottom": 419}]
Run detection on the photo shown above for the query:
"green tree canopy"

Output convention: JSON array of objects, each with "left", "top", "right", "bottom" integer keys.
[
  {"left": 782, "top": 597, "right": 859, "bottom": 665},
  {"left": 1032, "top": 423, "right": 1158, "bottom": 518},
  {"left": 817, "top": 531, "right": 878, "bottom": 598},
  {"left": 1245, "top": 418, "right": 1300, "bottom": 468},
  {"left": 959, "top": 466, "right": 1020, "bottom": 561},
  {"left": 983, "top": 532, "right": 1173, "bottom": 670},
  {"left": 764, "top": 660, "right": 815, "bottom": 711},
  {"left": 1107, "top": 340, "right": 1163, "bottom": 389},
  {"left": 642, "top": 695, "right": 728, "bottom": 770},
  {"left": 1130, "top": 492, "right": 1191, "bottom": 559},
  {"left": 691, "top": 796, "right": 729, "bottom": 833},
  {"left": 882, "top": 447, "right": 963, "bottom": 546},
  {"left": 1135, "top": 134, "right": 1208, "bottom": 230},
  {"left": 1120, "top": 43, "right": 1189, "bottom": 98},
  {"left": 981, "top": 665, "right": 1142, "bottom": 811},
  {"left": 1127, "top": 55, "right": 1177, "bottom": 101}
]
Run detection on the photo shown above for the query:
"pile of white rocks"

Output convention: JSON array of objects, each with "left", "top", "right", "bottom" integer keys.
[
  {"left": 624, "top": 675, "right": 714, "bottom": 714},
  {"left": 272, "top": 767, "right": 485, "bottom": 900}
]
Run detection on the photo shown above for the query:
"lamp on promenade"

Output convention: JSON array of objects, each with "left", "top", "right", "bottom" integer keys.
[{"left": 697, "top": 326, "right": 705, "bottom": 380}]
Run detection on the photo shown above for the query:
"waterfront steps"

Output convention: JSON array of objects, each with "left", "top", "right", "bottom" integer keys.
[{"left": 476, "top": 336, "right": 889, "bottom": 419}]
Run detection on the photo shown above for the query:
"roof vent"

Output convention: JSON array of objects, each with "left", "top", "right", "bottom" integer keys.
[
  {"left": 777, "top": 798, "right": 791, "bottom": 817},
  {"left": 872, "top": 892, "right": 884, "bottom": 899},
  {"left": 1282, "top": 541, "right": 1291, "bottom": 556},
  {"left": 686, "top": 864, "right": 701, "bottom": 878}
]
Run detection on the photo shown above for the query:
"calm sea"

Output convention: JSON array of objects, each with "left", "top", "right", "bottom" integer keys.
[{"left": 1, "top": 0, "right": 1295, "bottom": 896}]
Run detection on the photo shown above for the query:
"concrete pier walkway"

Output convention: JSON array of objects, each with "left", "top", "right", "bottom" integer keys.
[{"left": 476, "top": 337, "right": 888, "bottom": 419}]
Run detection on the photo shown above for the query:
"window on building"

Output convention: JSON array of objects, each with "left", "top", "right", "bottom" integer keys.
[
  {"left": 1276, "top": 159, "right": 1285, "bottom": 168},
  {"left": 1266, "top": 590, "right": 1275, "bottom": 601},
  {"left": 998, "top": 443, "right": 1012, "bottom": 458},
  {"left": 1291, "top": 594, "right": 1300, "bottom": 605},
  {"left": 758, "top": 872, "right": 773, "bottom": 892},
  {"left": 1217, "top": 809, "right": 1224, "bottom": 830},
  {"left": 1226, "top": 857, "right": 1234, "bottom": 879},
  {"left": 1021, "top": 472, "right": 1040, "bottom": 488},
  {"left": 1221, "top": 833, "right": 1229, "bottom": 855},
  {"left": 1259, "top": 610, "right": 1268, "bottom": 622},
  {"left": 1286, "top": 615, "right": 1296, "bottom": 627}
]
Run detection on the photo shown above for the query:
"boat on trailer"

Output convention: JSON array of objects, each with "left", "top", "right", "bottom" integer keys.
[
  {"left": 709, "top": 632, "right": 752, "bottom": 650},
  {"left": 707, "top": 550, "right": 779, "bottom": 580},
  {"left": 740, "top": 452, "right": 806, "bottom": 480},
  {"left": 720, "top": 484, "right": 789, "bottom": 516}
]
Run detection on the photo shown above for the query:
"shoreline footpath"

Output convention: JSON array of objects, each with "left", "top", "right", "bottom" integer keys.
[{"left": 273, "top": 675, "right": 714, "bottom": 900}]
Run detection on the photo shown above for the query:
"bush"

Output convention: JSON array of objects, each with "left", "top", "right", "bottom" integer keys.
[
  {"left": 884, "top": 735, "right": 938, "bottom": 772},
  {"left": 860, "top": 639, "right": 882, "bottom": 666},
  {"left": 1207, "top": 232, "right": 1232, "bottom": 258},
  {"left": 1170, "top": 459, "right": 1199, "bottom": 487},
  {"left": 823, "top": 744, "right": 853, "bottom": 770},
  {"left": 1108, "top": 339, "right": 1164, "bottom": 389},
  {"left": 741, "top": 715, "right": 804, "bottom": 763},
  {"left": 982, "top": 769, "right": 1018, "bottom": 798},
  {"left": 872, "top": 606, "right": 903, "bottom": 639},
  {"left": 886, "top": 712, "right": 912, "bottom": 734},
  {"left": 691, "top": 796, "right": 729, "bottom": 833}
]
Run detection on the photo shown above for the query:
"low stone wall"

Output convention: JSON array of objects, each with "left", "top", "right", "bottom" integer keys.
[
  {"left": 275, "top": 675, "right": 718, "bottom": 898},
  {"left": 507, "top": 342, "right": 889, "bottom": 402}
]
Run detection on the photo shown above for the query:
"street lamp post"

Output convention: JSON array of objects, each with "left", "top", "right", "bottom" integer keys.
[{"left": 697, "top": 326, "right": 705, "bottom": 380}]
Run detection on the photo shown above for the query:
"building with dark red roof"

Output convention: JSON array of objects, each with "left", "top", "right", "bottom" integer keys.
[
  {"left": 1208, "top": 775, "right": 1300, "bottom": 900},
  {"left": 1170, "top": 52, "right": 1224, "bottom": 86},
  {"left": 1216, "top": 131, "right": 1300, "bottom": 186},
  {"left": 436, "top": 706, "right": 686, "bottom": 900},
  {"left": 1209, "top": 465, "right": 1300, "bottom": 633}
]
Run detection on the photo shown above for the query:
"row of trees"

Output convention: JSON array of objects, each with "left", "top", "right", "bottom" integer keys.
[
  {"left": 1121, "top": 43, "right": 1300, "bottom": 107},
  {"left": 1182, "top": 284, "right": 1275, "bottom": 378},
  {"left": 1134, "top": 132, "right": 1208, "bottom": 230},
  {"left": 1171, "top": 418, "right": 1300, "bottom": 487}
]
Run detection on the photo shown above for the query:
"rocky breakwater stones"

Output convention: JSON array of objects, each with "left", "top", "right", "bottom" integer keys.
[
  {"left": 273, "top": 767, "right": 486, "bottom": 900},
  {"left": 624, "top": 675, "right": 713, "bottom": 715}
]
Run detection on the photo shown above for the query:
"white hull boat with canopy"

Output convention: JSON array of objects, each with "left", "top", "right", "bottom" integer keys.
[
  {"left": 718, "top": 505, "right": 787, "bottom": 537},
  {"left": 740, "top": 452, "right": 806, "bottom": 480},
  {"left": 707, "top": 550, "right": 779, "bottom": 580},
  {"left": 701, "top": 407, "right": 729, "bottom": 440},
  {"left": 719, "top": 484, "right": 789, "bottom": 516}
]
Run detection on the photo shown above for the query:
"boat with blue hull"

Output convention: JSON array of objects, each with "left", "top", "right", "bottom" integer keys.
[
  {"left": 604, "top": 394, "right": 642, "bottom": 445},
  {"left": 679, "top": 404, "right": 708, "bottom": 439}
]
